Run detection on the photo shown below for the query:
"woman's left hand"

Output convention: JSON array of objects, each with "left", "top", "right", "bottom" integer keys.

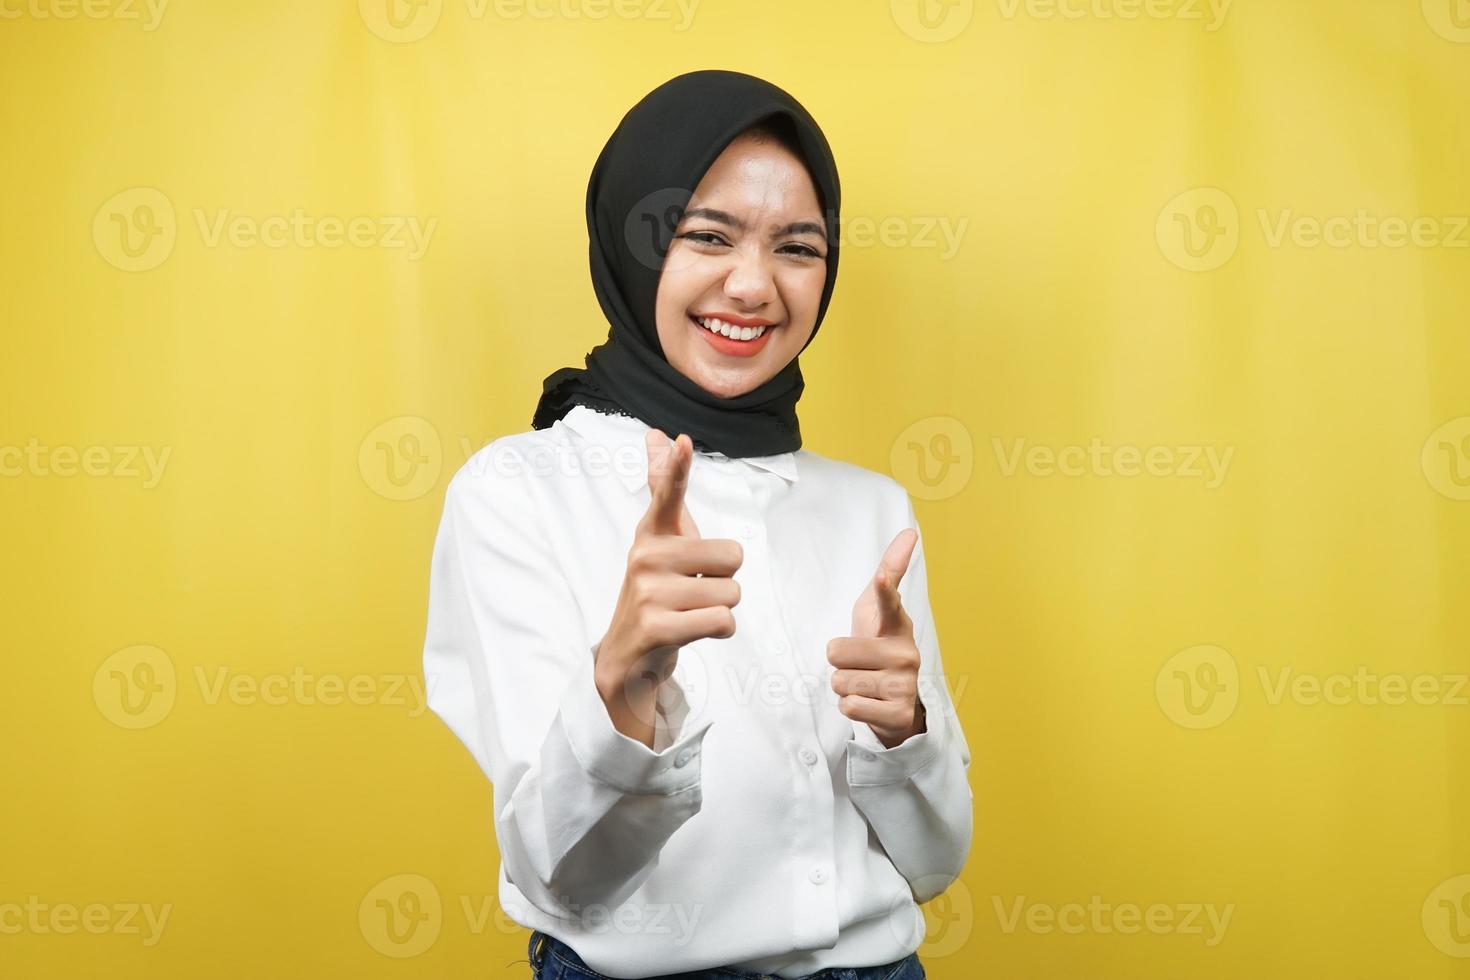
[{"left": 828, "top": 528, "right": 927, "bottom": 749}]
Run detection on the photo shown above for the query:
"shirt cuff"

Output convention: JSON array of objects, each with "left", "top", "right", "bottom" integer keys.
[
  {"left": 559, "top": 641, "right": 714, "bottom": 797},
  {"left": 846, "top": 692, "right": 943, "bottom": 787}
]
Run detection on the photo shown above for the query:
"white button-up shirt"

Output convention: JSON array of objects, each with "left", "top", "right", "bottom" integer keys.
[{"left": 422, "top": 404, "right": 973, "bottom": 979}]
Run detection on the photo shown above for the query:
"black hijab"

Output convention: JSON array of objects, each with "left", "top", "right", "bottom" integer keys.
[{"left": 530, "top": 69, "right": 842, "bottom": 458}]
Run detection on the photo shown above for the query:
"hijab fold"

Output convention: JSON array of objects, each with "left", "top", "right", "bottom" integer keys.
[{"left": 530, "top": 69, "right": 842, "bottom": 458}]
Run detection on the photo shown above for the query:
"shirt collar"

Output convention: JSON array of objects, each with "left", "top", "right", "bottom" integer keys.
[{"left": 558, "top": 404, "right": 799, "bottom": 492}]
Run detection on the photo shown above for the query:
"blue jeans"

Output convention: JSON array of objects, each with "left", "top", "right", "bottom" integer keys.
[{"left": 527, "top": 929, "right": 926, "bottom": 980}]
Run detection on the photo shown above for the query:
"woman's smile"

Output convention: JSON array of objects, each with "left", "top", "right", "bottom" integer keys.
[{"left": 688, "top": 311, "right": 778, "bottom": 358}]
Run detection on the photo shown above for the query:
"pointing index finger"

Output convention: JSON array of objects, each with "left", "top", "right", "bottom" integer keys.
[
  {"left": 879, "top": 528, "right": 918, "bottom": 588},
  {"left": 875, "top": 528, "right": 917, "bottom": 634},
  {"left": 643, "top": 429, "right": 693, "bottom": 535}
]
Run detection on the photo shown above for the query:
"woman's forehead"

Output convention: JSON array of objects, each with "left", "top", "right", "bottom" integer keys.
[{"left": 686, "top": 140, "right": 824, "bottom": 225}]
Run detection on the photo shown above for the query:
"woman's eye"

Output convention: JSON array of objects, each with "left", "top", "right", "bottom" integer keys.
[{"left": 678, "top": 232, "right": 823, "bottom": 260}]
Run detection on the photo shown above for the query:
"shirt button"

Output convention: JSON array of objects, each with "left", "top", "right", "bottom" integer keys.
[
  {"left": 740, "top": 522, "right": 755, "bottom": 539},
  {"left": 809, "top": 866, "right": 828, "bottom": 885},
  {"left": 674, "top": 749, "right": 693, "bottom": 768},
  {"left": 799, "top": 748, "right": 818, "bottom": 766},
  {"left": 773, "top": 637, "right": 788, "bottom": 655}
]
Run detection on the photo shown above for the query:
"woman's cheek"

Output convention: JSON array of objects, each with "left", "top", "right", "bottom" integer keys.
[{"left": 781, "top": 268, "right": 826, "bottom": 324}]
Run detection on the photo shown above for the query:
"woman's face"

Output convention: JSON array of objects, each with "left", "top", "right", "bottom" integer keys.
[{"left": 653, "top": 131, "right": 829, "bottom": 400}]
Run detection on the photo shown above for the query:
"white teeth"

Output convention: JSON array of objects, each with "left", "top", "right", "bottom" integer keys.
[{"left": 696, "top": 316, "right": 766, "bottom": 341}]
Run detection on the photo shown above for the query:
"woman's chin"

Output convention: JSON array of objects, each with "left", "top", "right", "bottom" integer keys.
[{"left": 687, "top": 364, "right": 767, "bottom": 399}]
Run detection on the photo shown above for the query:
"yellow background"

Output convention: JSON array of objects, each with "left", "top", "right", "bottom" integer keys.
[{"left": 3, "top": 0, "right": 1469, "bottom": 976}]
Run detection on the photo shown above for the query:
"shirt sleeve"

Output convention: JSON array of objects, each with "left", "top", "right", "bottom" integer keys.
[
  {"left": 844, "top": 497, "right": 974, "bottom": 904},
  {"left": 422, "top": 463, "right": 715, "bottom": 917}
]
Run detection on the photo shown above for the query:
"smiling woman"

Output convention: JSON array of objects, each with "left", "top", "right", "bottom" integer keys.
[
  {"left": 531, "top": 70, "right": 846, "bottom": 460},
  {"left": 654, "top": 119, "right": 831, "bottom": 398},
  {"left": 424, "top": 69, "right": 969, "bottom": 980}
]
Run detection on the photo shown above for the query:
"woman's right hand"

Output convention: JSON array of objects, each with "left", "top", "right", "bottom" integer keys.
[{"left": 593, "top": 428, "right": 744, "bottom": 748}]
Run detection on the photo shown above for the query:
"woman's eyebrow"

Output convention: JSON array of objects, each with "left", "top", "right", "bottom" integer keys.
[{"left": 682, "top": 207, "right": 826, "bottom": 238}]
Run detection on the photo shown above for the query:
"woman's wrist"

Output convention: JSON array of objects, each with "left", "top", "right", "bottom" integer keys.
[{"left": 595, "top": 659, "right": 658, "bottom": 750}]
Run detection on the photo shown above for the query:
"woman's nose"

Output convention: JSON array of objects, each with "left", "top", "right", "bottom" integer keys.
[{"left": 722, "top": 248, "right": 776, "bottom": 309}]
